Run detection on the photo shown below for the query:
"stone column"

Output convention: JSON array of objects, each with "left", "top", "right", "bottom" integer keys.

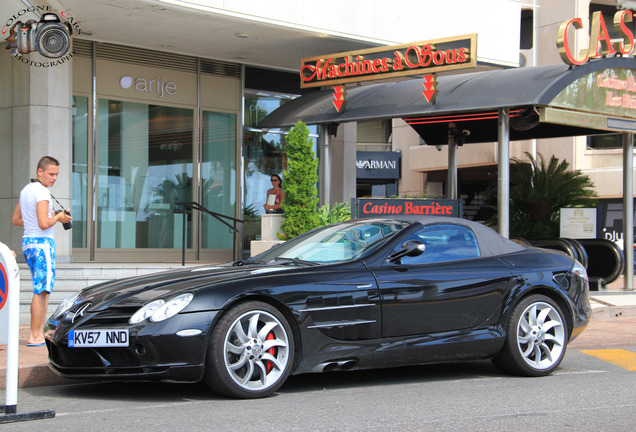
[
  {"left": 329, "top": 123, "right": 357, "bottom": 204},
  {"left": 0, "top": 44, "right": 73, "bottom": 261}
]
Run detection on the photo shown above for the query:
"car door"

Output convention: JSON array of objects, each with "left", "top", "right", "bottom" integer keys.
[
  {"left": 295, "top": 263, "right": 382, "bottom": 341},
  {"left": 372, "top": 224, "right": 514, "bottom": 337}
]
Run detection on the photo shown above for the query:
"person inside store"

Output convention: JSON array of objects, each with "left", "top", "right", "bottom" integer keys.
[
  {"left": 264, "top": 174, "right": 285, "bottom": 213},
  {"left": 11, "top": 156, "right": 72, "bottom": 347}
]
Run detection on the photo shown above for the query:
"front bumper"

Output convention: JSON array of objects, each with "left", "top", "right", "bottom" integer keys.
[
  {"left": 568, "top": 275, "right": 592, "bottom": 342},
  {"left": 45, "top": 309, "right": 220, "bottom": 382}
]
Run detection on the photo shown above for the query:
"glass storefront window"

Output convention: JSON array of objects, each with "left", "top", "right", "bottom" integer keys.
[
  {"left": 242, "top": 92, "right": 318, "bottom": 251},
  {"left": 72, "top": 96, "right": 88, "bottom": 248},
  {"left": 201, "top": 111, "right": 236, "bottom": 249},
  {"left": 96, "top": 100, "right": 193, "bottom": 249},
  {"left": 587, "top": 134, "right": 622, "bottom": 149}
]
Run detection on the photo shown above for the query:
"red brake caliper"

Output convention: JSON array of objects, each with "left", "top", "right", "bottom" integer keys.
[{"left": 265, "top": 332, "right": 276, "bottom": 374}]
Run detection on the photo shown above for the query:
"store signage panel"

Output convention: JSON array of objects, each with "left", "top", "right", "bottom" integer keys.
[
  {"left": 357, "top": 198, "right": 461, "bottom": 218},
  {"left": 96, "top": 59, "right": 197, "bottom": 105},
  {"left": 300, "top": 34, "right": 476, "bottom": 88},
  {"left": 540, "top": 108, "right": 614, "bottom": 131},
  {"left": 548, "top": 68, "right": 636, "bottom": 125},
  {"left": 356, "top": 151, "right": 401, "bottom": 180},
  {"left": 598, "top": 199, "right": 636, "bottom": 249},
  {"left": 560, "top": 208, "right": 597, "bottom": 239},
  {"left": 119, "top": 75, "right": 176, "bottom": 97}
]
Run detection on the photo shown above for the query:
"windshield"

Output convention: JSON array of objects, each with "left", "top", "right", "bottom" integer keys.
[{"left": 254, "top": 220, "right": 409, "bottom": 264}]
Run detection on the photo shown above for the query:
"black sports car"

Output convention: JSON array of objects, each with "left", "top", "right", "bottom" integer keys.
[{"left": 45, "top": 217, "right": 591, "bottom": 398}]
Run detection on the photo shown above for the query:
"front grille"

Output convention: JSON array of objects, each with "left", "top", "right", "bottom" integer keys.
[{"left": 87, "top": 307, "right": 138, "bottom": 325}]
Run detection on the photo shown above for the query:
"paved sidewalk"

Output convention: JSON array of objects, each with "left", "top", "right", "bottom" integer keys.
[{"left": 2, "top": 288, "right": 636, "bottom": 390}]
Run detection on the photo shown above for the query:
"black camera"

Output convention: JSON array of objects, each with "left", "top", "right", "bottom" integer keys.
[
  {"left": 55, "top": 209, "right": 72, "bottom": 230},
  {"left": 16, "top": 13, "right": 72, "bottom": 58}
]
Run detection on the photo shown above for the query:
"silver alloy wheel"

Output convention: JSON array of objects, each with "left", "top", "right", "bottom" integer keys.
[
  {"left": 223, "top": 310, "right": 290, "bottom": 392},
  {"left": 516, "top": 301, "right": 565, "bottom": 370}
]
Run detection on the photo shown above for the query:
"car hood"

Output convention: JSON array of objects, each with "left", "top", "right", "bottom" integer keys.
[{"left": 76, "top": 263, "right": 292, "bottom": 311}]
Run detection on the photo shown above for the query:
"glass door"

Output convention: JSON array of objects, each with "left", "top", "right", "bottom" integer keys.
[{"left": 96, "top": 99, "right": 194, "bottom": 249}]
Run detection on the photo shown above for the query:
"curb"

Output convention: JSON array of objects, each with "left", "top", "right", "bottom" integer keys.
[
  {"left": 591, "top": 303, "right": 636, "bottom": 319},
  {"left": 0, "top": 362, "right": 70, "bottom": 390},
  {"left": 590, "top": 293, "right": 636, "bottom": 319}
]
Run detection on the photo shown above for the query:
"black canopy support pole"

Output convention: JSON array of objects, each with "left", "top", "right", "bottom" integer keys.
[
  {"left": 623, "top": 132, "right": 634, "bottom": 290},
  {"left": 319, "top": 125, "right": 331, "bottom": 206},
  {"left": 498, "top": 108, "right": 510, "bottom": 238},
  {"left": 447, "top": 123, "right": 458, "bottom": 199},
  {"left": 181, "top": 206, "right": 187, "bottom": 266}
]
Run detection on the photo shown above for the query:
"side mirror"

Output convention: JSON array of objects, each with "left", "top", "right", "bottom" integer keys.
[{"left": 388, "top": 240, "right": 426, "bottom": 263}]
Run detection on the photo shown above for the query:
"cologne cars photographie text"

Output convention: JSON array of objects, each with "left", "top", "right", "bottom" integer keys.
[{"left": 45, "top": 217, "right": 591, "bottom": 398}]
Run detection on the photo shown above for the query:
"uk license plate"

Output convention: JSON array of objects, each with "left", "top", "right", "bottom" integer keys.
[{"left": 68, "top": 329, "right": 129, "bottom": 348}]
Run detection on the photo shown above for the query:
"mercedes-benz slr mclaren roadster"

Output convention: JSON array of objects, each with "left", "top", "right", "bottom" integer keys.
[{"left": 45, "top": 217, "right": 591, "bottom": 398}]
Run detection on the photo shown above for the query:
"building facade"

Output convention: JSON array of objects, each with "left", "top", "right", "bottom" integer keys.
[
  {"left": 1, "top": 0, "right": 632, "bottom": 263},
  {"left": 407, "top": 0, "right": 636, "bottom": 245}
]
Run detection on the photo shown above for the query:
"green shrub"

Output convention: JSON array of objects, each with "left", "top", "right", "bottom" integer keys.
[
  {"left": 317, "top": 202, "right": 352, "bottom": 226},
  {"left": 278, "top": 121, "right": 320, "bottom": 240}
]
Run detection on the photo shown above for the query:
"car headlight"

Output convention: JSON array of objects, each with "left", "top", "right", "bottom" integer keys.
[
  {"left": 129, "top": 293, "right": 193, "bottom": 324},
  {"left": 52, "top": 292, "right": 81, "bottom": 319},
  {"left": 129, "top": 299, "right": 165, "bottom": 324},
  {"left": 150, "top": 293, "right": 194, "bottom": 322},
  {"left": 572, "top": 260, "right": 588, "bottom": 281}
]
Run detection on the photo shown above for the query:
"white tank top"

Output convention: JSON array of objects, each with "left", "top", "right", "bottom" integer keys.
[{"left": 19, "top": 182, "right": 54, "bottom": 238}]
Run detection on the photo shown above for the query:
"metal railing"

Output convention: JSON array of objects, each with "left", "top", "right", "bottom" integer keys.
[{"left": 176, "top": 202, "right": 244, "bottom": 266}]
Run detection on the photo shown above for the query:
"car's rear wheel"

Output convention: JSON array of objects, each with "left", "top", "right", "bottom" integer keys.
[
  {"left": 493, "top": 294, "right": 568, "bottom": 376},
  {"left": 204, "top": 301, "right": 294, "bottom": 398}
]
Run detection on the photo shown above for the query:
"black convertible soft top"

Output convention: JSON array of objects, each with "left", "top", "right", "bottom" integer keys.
[{"left": 371, "top": 216, "right": 526, "bottom": 258}]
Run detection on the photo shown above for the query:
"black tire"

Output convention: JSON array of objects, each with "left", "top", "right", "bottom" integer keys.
[
  {"left": 493, "top": 294, "right": 568, "bottom": 377},
  {"left": 203, "top": 301, "right": 294, "bottom": 398}
]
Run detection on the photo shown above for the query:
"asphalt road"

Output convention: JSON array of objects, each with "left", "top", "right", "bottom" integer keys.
[{"left": 4, "top": 344, "right": 636, "bottom": 432}]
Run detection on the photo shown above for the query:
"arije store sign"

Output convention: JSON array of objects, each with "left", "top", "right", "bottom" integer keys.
[{"left": 120, "top": 75, "right": 177, "bottom": 98}]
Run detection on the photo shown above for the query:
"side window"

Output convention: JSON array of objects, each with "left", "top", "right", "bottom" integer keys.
[{"left": 392, "top": 224, "right": 480, "bottom": 265}]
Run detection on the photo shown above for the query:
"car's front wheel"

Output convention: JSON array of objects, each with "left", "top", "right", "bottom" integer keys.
[
  {"left": 494, "top": 294, "right": 568, "bottom": 376},
  {"left": 204, "top": 301, "right": 294, "bottom": 398}
]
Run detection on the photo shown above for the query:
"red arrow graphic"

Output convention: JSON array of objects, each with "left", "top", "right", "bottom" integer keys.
[
  {"left": 422, "top": 74, "right": 437, "bottom": 103},
  {"left": 333, "top": 85, "right": 347, "bottom": 111}
]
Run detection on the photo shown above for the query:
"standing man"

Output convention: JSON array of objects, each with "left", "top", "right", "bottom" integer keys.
[{"left": 11, "top": 156, "right": 72, "bottom": 346}]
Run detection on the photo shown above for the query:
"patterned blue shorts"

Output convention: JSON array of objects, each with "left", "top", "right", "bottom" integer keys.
[{"left": 22, "top": 237, "right": 56, "bottom": 294}]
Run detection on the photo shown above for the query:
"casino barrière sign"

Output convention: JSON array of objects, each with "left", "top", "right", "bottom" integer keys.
[{"left": 357, "top": 199, "right": 462, "bottom": 218}]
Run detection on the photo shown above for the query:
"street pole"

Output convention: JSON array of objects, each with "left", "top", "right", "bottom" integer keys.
[
  {"left": 498, "top": 108, "right": 510, "bottom": 238},
  {"left": 447, "top": 123, "right": 457, "bottom": 200},
  {"left": 623, "top": 132, "right": 634, "bottom": 291}
]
